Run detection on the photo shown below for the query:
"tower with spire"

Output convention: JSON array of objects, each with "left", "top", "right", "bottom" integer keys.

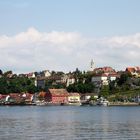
[{"left": 90, "top": 59, "right": 95, "bottom": 71}]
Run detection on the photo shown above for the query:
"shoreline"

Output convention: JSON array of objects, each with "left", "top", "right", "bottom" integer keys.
[
  {"left": 0, "top": 102, "right": 140, "bottom": 106},
  {"left": 109, "top": 102, "right": 140, "bottom": 106}
]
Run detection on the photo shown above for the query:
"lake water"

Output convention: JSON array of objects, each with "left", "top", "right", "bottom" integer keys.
[{"left": 0, "top": 106, "right": 140, "bottom": 140}]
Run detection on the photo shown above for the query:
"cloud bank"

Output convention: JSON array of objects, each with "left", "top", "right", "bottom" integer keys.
[{"left": 0, "top": 27, "right": 140, "bottom": 73}]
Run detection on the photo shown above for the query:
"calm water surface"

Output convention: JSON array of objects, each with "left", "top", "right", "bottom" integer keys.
[{"left": 0, "top": 106, "right": 140, "bottom": 140}]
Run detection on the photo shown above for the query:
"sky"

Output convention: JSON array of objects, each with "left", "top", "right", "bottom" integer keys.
[{"left": 1, "top": 0, "right": 140, "bottom": 73}]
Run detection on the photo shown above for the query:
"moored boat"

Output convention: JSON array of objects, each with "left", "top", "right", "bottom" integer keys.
[{"left": 96, "top": 97, "right": 109, "bottom": 106}]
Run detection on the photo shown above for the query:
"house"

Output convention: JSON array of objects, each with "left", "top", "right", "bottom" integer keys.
[
  {"left": 91, "top": 74, "right": 108, "bottom": 86},
  {"left": 108, "top": 73, "right": 120, "bottom": 81},
  {"left": 36, "top": 70, "right": 51, "bottom": 78},
  {"left": 66, "top": 76, "right": 75, "bottom": 87},
  {"left": 61, "top": 74, "right": 68, "bottom": 83},
  {"left": 44, "top": 72, "right": 75, "bottom": 87},
  {"left": 93, "top": 66, "right": 115, "bottom": 74},
  {"left": 23, "top": 93, "right": 34, "bottom": 104},
  {"left": 91, "top": 72, "right": 119, "bottom": 93},
  {"left": 5, "top": 93, "right": 22, "bottom": 103},
  {"left": 52, "top": 74, "right": 68, "bottom": 84},
  {"left": 54, "top": 75, "right": 65, "bottom": 84},
  {"left": 92, "top": 73, "right": 119, "bottom": 86},
  {"left": 1, "top": 94, "right": 17, "bottom": 103},
  {"left": 46, "top": 89, "right": 68, "bottom": 104},
  {"left": 43, "top": 70, "right": 51, "bottom": 77},
  {"left": 35, "top": 78, "right": 46, "bottom": 89},
  {"left": 92, "top": 66, "right": 117, "bottom": 86},
  {"left": 126, "top": 67, "right": 140, "bottom": 77},
  {"left": 126, "top": 67, "right": 136, "bottom": 73},
  {"left": 68, "top": 93, "right": 81, "bottom": 105},
  {"left": 27, "top": 72, "right": 36, "bottom": 78}
]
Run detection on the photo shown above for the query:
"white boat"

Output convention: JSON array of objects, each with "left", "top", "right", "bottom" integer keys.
[
  {"left": 68, "top": 102, "right": 81, "bottom": 106},
  {"left": 35, "top": 100, "right": 47, "bottom": 106},
  {"left": 96, "top": 97, "right": 109, "bottom": 106}
]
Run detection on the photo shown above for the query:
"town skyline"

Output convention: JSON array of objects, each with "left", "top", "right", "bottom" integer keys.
[
  {"left": 1, "top": 63, "right": 140, "bottom": 76},
  {"left": 1, "top": 0, "right": 140, "bottom": 73}
]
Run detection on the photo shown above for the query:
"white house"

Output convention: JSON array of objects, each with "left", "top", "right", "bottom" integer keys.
[
  {"left": 43, "top": 70, "right": 51, "bottom": 77},
  {"left": 27, "top": 72, "right": 36, "bottom": 78},
  {"left": 61, "top": 74, "right": 69, "bottom": 83},
  {"left": 91, "top": 73, "right": 119, "bottom": 86},
  {"left": 66, "top": 77, "right": 75, "bottom": 87},
  {"left": 108, "top": 74, "right": 118, "bottom": 81},
  {"left": 68, "top": 93, "right": 81, "bottom": 105},
  {"left": 91, "top": 74, "right": 108, "bottom": 86}
]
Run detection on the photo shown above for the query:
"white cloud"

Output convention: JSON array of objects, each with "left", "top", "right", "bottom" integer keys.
[{"left": 1, "top": 27, "right": 140, "bottom": 73}]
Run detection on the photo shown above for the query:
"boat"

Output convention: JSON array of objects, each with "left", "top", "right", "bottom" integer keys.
[
  {"left": 35, "top": 100, "right": 47, "bottom": 106},
  {"left": 96, "top": 97, "right": 109, "bottom": 106},
  {"left": 68, "top": 102, "right": 81, "bottom": 106}
]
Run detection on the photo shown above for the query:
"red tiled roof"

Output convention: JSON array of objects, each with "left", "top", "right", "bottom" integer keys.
[
  {"left": 126, "top": 67, "right": 135, "bottom": 72},
  {"left": 10, "top": 93, "right": 21, "bottom": 98},
  {"left": 38, "top": 92, "right": 46, "bottom": 98},
  {"left": 135, "top": 67, "right": 140, "bottom": 71},
  {"left": 108, "top": 73, "right": 120, "bottom": 77},
  {"left": 94, "top": 66, "right": 115, "bottom": 74},
  {"left": 126, "top": 66, "right": 140, "bottom": 73},
  {"left": 49, "top": 89, "right": 68, "bottom": 96}
]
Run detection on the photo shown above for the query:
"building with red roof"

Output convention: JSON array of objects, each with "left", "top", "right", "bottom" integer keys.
[
  {"left": 93, "top": 66, "right": 115, "bottom": 74},
  {"left": 46, "top": 89, "right": 68, "bottom": 104},
  {"left": 126, "top": 66, "right": 140, "bottom": 77}
]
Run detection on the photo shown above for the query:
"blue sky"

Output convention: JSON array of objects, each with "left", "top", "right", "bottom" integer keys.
[
  {"left": 0, "top": 0, "right": 140, "bottom": 73},
  {"left": 1, "top": 0, "right": 140, "bottom": 36}
]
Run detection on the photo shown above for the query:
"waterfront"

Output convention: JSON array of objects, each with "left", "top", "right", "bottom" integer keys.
[{"left": 0, "top": 106, "right": 140, "bottom": 140}]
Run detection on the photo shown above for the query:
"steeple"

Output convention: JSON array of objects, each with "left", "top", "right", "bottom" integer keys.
[{"left": 90, "top": 59, "right": 95, "bottom": 71}]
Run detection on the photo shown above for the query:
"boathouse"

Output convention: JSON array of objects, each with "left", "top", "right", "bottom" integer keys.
[{"left": 46, "top": 89, "right": 68, "bottom": 104}]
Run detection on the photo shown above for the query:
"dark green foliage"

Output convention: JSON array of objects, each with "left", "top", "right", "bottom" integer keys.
[
  {"left": 100, "top": 85, "right": 109, "bottom": 98},
  {"left": 3, "top": 70, "right": 12, "bottom": 77},
  {"left": 107, "top": 72, "right": 140, "bottom": 101},
  {"left": 0, "top": 76, "right": 38, "bottom": 94},
  {"left": 108, "top": 72, "right": 133, "bottom": 95},
  {"left": 67, "top": 69, "right": 95, "bottom": 93},
  {"left": 67, "top": 83, "right": 95, "bottom": 93},
  {"left": 109, "top": 80, "right": 116, "bottom": 91},
  {"left": 0, "top": 77, "right": 9, "bottom": 94},
  {"left": 117, "top": 72, "right": 131, "bottom": 86},
  {"left": 0, "top": 69, "right": 3, "bottom": 75}
]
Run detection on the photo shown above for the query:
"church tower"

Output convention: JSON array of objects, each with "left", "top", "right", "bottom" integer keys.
[{"left": 90, "top": 59, "right": 95, "bottom": 71}]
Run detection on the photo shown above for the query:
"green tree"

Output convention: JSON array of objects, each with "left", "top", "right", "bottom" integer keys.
[
  {"left": 0, "top": 76, "right": 37, "bottom": 94},
  {"left": 0, "top": 70, "right": 3, "bottom": 75},
  {"left": 3, "top": 70, "right": 12, "bottom": 77},
  {"left": 0, "top": 77, "right": 9, "bottom": 94},
  {"left": 100, "top": 85, "right": 109, "bottom": 98},
  {"left": 67, "top": 83, "right": 94, "bottom": 93},
  {"left": 117, "top": 72, "right": 131, "bottom": 86}
]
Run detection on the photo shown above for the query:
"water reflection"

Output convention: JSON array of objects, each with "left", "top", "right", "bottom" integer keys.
[{"left": 0, "top": 106, "right": 140, "bottom": 140}]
